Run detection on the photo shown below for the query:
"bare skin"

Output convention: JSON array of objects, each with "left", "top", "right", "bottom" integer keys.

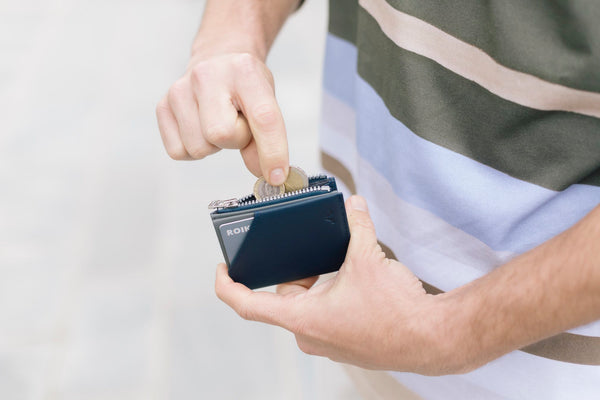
[
  {"left": 158, "top": 0, "right": 600, "bottom": 375},
  {"left": 156, "top": 0, "right": 300, "bottom": 185}
]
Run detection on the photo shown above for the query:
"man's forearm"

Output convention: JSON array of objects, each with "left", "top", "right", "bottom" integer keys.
[
  {"left": 438, "top": 205, "right": 600, "bottom": 370},
  {"left": 192, "top": 0, "right": 301, "bottom": 61}
]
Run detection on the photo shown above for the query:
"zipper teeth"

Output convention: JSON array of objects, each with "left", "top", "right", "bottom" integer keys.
[
  {"left": 238, "top": 174, "right": 327, "bottom": 204},
  {"left": 239, "top": 185, "right": 331, "bottom": 206},
  {"left": 238, "top": 193, "right": 254, "bottom": 203}
]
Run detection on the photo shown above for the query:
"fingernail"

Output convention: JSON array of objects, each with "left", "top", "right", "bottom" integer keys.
[
  {"left": 270, "top": 168, "right": 285, "bottom": 185},
  {"left": 350, "top": 196, "right": 367, "bottom": 211}
]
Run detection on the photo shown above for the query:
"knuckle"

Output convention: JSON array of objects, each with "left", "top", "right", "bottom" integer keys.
[
  {"left": 186, "top": 144, "right": 208, "bottom": 160},
  {"left": 263, "top": 68, "right": 275, "bottom": 86},
  {"left": 348, "top": 242, "right": 383, "bottom": 267},
  {"left": 351, "top": 215, "right": 376, "bottom": 233},
  {"left": 190, "top": 62, "right": 212, "bottom": 83},
  {"left": 155, "top": 98, "right": 169, "bottom": 117},
  {"left": 232, "top": 52, "right": 258, "bottom": 73},
  {"left": 165, "top": 145, "right": 188, "bottom": 160},
  {"left": 260, "top": 145, "right": 286, "bottom": 159},
  {"left": 251, "top": 104, "right": 279, "bottom": 128},
  {"left": 258, "top": 151, "right": 287, "bottom": 170},
  {"left": 167, "top": 79, "right": 189, "bottom": 104},
  {"left": 204, "top": 124, "right": 231, "bottom": 145}
]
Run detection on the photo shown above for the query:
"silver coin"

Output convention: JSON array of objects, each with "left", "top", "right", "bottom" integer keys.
[{"left": 253, "top": 177, "right": 285, "bottom": 200}]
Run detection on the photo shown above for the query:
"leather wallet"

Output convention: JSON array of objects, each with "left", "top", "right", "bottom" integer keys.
[{"left": 209, "top": 175, "right": 350, "bottom": 289}]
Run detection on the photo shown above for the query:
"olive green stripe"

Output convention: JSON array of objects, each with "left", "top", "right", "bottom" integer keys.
[
  {"left": 322, "top": 151, "right": 600, "bottom": 366},
  {"left": 354, "top": 7, "right": 600, "bottom": 190},
  {"left": 328, "top": 0, "right": 359, "bottom": 44},
  {"left": 360, "top": 0, "right": 600, "bottom": 119},
  {"left": 369, "top": 0, "right": 600, "bottom": 93},
  {"left": 329, "top": 0, "right": 600, "bottom": 95},
  {"left": 329, "top": 0, "right": 600, "bottom": 190},
  {"left": 580, "top": 169, "right": 600, "bottom": 186}
]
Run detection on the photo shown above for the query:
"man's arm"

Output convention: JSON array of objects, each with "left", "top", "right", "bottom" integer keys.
[
  {"left": 156, "top": 0, "right": 301, "bottom": 185},
  {"left": 192, "top": 1, "right": 299, "bottom": 61},
  {"left": 215, "top": 196, "right": 600, "bottom": 375},
  {"left": 439, "top": 203, "right": 600, "bottom": 371}
]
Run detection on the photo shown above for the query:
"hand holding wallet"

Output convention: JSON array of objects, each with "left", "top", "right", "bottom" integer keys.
[{"left": 209, "top": 175, "right": 350, "bottom": 289}]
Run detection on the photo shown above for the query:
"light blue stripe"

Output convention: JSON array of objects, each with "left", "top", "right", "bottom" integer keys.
[
  {"left": 322, "top": 34, "right": 600, "bottom": 254},
  {"left": 323, "top": 34, "right": 356, "bottom": 107}
]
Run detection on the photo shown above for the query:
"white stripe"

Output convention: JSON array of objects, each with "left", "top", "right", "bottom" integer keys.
[
  {"left": 320, "top": 90, "right": 358, "bottom": 185},
  {"left": 391, "top": 349, "right": 600, "bottom": 400},
  {"left": 359, "top": 0, "right": 600, "bottom": 118},
  {"left": 320, "top": 89, "right": 600, "bottom": 338},
  {"left": 322, "top": 115, "right": 513, "bottom": 287}
]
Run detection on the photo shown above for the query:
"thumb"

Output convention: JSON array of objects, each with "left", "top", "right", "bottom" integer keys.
[{"left": 345, "top": 195, "right": 378, "bottom": 255}]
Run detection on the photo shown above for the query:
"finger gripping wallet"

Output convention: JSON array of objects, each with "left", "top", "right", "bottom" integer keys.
[{"left": 209, "top": 175, "right": 350, "bottom": 289}]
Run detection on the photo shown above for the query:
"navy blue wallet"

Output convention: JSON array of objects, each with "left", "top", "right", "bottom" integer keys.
[{"left": 209, "top": 175, "right": 350, "bottom": 289}]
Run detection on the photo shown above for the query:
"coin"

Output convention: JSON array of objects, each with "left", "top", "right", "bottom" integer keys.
[
  {"left": 253, "top": 177, "right": 285, "bottom": 200},
  {"left": 284, "top": 166, "right": 309, "bottom": 193}
]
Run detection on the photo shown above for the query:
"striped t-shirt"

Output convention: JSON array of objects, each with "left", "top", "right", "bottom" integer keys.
[{"left": 318, "top": 0, "right": 600, "bottom": 398}]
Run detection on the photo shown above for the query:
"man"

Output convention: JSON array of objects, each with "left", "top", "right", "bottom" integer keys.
[{"left": 156, "top": 0, "right": 600, "bottom": 398}]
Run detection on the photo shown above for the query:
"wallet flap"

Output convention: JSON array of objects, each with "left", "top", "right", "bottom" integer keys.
[{"left": 227, "top": 191, "right": 349, "bottom": 289}]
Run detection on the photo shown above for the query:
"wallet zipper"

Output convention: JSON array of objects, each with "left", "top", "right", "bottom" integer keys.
[
  {"left": 209, "top": 174, "right": 333, "bottom": 211},
  {"left": 209, "top": 185, "right": 332, "bottom": 210}
]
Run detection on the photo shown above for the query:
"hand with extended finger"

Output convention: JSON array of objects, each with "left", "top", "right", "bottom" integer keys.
[
  {"left": 215, "top": 195, "right": 469, "bottom": 375},
  {"left": 156, "top": 52, "right": 289, "bottom": 186}
]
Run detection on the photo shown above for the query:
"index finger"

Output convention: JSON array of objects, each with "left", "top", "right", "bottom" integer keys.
[
  {"left": 233, "top": 57, "right": 289, "bottom": 186},
  {"left": 215, "top": 263, "right": 297, "bottom": 330}
]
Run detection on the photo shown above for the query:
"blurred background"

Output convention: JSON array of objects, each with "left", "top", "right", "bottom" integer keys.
[{"left": 0, "top": 0, "right": 361, "bottom": 398}]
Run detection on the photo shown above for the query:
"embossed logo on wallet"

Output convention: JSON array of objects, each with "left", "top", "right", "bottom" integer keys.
[{"left": 219, "top": 217, "right": 254, "bottom": 264}]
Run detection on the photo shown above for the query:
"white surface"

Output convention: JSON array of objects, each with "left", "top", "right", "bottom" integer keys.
[{"left": 0, "top": 0, "right": 361, "bottom": 398}]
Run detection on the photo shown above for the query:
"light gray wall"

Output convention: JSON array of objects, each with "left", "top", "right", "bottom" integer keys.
[{"left": 0, "top": 1, "right": 361, "bottom": 398}]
